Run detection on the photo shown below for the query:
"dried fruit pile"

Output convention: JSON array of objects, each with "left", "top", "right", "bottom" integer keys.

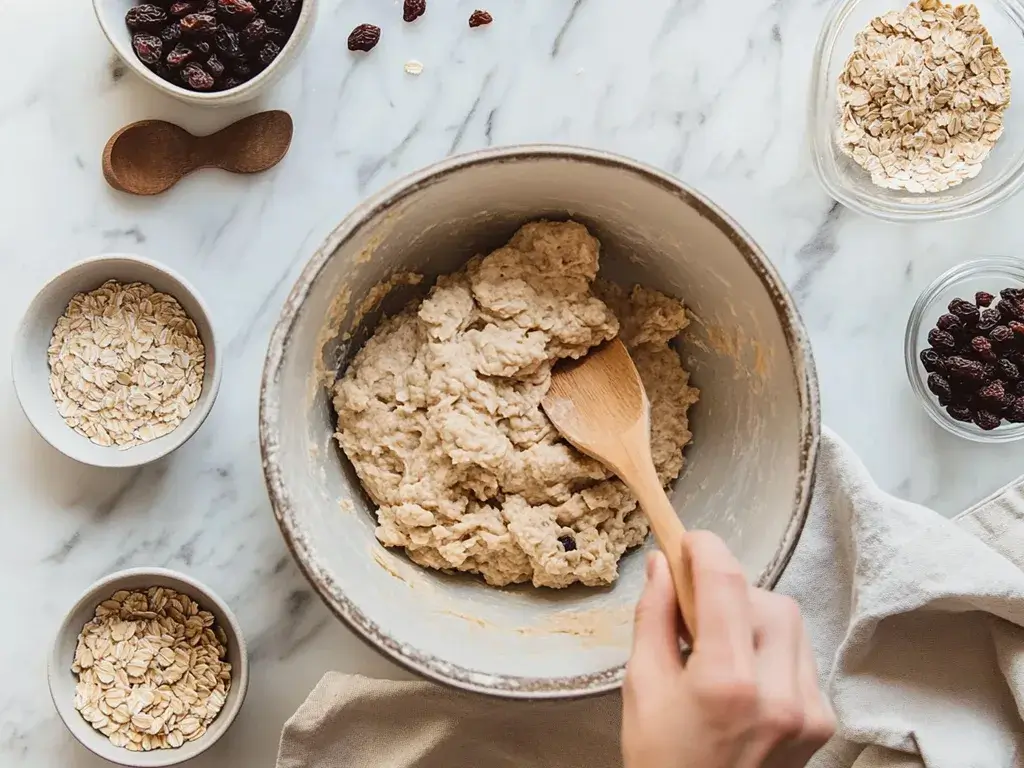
[
  {"left": 920, "top": 288, "right": 1024, "bottom": 429},
  {"left": 124, "top": 0, "right": 302, "bottom": 92}
]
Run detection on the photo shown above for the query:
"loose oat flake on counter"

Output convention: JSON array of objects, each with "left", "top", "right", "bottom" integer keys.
[
  {"left": 332, "top": 221, "right": 700, "bottom": 589},
  {"left": 47, "top": 280, "right": 205, "bottom": 449},
  {"left": 837, "top": 0, "right": 1011, "bottom": 193},
  {"left": 72, "top": 587, "right": 231, "bottom": 752}
]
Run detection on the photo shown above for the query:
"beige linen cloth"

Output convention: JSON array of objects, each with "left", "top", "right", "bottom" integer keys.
[{"left": 277, "top": 429, "right": 1024, "bottom": 768}]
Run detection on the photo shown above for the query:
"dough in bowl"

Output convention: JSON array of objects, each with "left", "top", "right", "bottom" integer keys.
[{"left": 332, "top": 221, "right": 699, "bottom": 588}]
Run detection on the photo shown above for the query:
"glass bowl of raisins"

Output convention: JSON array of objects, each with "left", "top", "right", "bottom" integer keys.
[
  {"left": 94, "top": 0, "right": 315, "bottom": 106},
  {"left": 905, "top": 257, "right": 1024, "bottom": 442}
]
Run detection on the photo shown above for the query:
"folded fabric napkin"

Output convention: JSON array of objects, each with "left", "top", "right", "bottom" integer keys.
[{"left": 277, "top": 428, "right": 1024, "bottom": 768}]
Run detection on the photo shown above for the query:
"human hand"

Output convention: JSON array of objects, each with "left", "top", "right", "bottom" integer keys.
[{"left": 621, "top": 531, "right": 835, "bottom": 768}]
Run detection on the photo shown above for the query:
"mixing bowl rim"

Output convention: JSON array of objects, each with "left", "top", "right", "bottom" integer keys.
[{"left": 259, "top": 144, "right": 821, "bottom": 699}]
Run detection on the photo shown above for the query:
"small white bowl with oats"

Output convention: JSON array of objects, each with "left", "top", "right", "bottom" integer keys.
[
  {"left": 12, "top": 254, "right": 221, "bottom": 468},
  {"left": 48, "top": 567, "right": 249, "bottom": 767}
]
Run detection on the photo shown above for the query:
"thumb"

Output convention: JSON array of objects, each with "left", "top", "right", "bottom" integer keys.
[{"left": 627, "top": 550, "right": 683, "bottom": 688}]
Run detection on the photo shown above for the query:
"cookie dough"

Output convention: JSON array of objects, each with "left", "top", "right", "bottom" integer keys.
[{"left": 332, "top": 221, "right": 700, "bottom": 588}]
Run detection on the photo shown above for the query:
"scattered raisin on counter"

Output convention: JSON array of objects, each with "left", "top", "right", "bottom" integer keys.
[
  {"left": 124, "top": 0, "right": 299, "bottom": 91},
  {"left": 469, "top": 9, "right": 493, "bottom": 27},
  {"left": 348, "top": 23, "right": 381, "bottom": 52},
  {"left": 558, "top": 536, "right": 577, "bottom": 552},
  {"left": 404, "top": 0, "right": 426, "bottom": 22},
  {"left": 920, "top": 287, "right": 1024, "bottom": 430}
]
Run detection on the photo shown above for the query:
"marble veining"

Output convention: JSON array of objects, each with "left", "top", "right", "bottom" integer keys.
[{"left": 3, "top": 0, "right": 1023, "bottom": 764}]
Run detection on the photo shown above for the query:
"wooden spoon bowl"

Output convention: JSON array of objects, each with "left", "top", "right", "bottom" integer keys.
[
  {"left": 543, "top": 338, "right": 698, "bottom": 641},
  {"left": 102, "top": 110, "right": 293, "bottom": 195}
]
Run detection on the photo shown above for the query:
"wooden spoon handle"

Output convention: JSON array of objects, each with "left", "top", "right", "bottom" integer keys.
[{"left": 627, "top": 468, "right": 697, "bottom": 644}]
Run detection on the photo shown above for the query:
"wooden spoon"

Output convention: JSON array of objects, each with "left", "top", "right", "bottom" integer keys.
[
  {"left": 102, "top": 110, "right": 293, "bottom": 195},
  {"left": 543, "top": 338, "right": 697, "bottom": 640}
]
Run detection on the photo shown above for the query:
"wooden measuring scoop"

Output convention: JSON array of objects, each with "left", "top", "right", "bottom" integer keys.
[
  {"left": 102, "top": 110, "right": 293, "bottom": 195},
  {"left": 542, "top": 338, "right": 698, "bottom": 640}
]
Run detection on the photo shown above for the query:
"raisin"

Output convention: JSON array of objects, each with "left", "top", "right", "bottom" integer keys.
[
  {"left": 920, "top": 348, "right": 945, "bottom": 373},
  {"left": 468, "top": 9, "right": 492, "bottom": 26},
  {"left": 132, "top": 33, "right": 164, "bottom": 64},
  {"left": 974, "top": 410, "right": 1002, "bottom": 430},
  {"left": 265, "top": 24, "right": 287, "bottom": 44},
  {"left": 927, "top": 373, "right": 953, "bottom": 402},
  {"left": 1001, "top": 288, "right": 1024, "bottom": 302},
  {"left": 927, "top": 328, "right": 957, "bottom": 351},
  {"left": 240, "top": 17, "right": 268, "bottom": 48},
  {"left": 947, "top": 405, "right": 974, "bottom": 423},
  {"left": 180, "top": 61, "right": 215, "bottom": 89},
  {"left": 1010, "top": 320, "right": 1024, "bottom": 338},
  {"left": 216, "top": 0, "right": 256, "bottom": 26},
  {"left": 558, "top": 535, "right": 576, "bottom": 552},
  {"left": 978, "top": 380, "right": 1005, "bottom": 401},
  {"left": 265, "top": 0, "right": 300, "bottom": 26},
  {"left": 169, "top": 1, "right": 199, "bottom": 16},
  {"left": 999, "top": 299, "right": 1024, "bottom": 323},
  {"left": 1009, "top": 399, "right": 1024, "bottom": 423},
  {"left": 998, "top": 393, "right": 1018, "bottom": 413},
  {"left": 404, "top": 0, "right": 426, "bottom": 22},
  {"left": 181, "top": 12, "right": 217, "bottom": 34},
  {"left": 974, "top": 291, "right": 995, "bottom": 307},
  {"left": 946, "top": 356, "right": 988, "bottom": 381},
  {"left": 977, "top": 308, "right": 1001, "bottom": 332},
  {"left": 206, "top": 53, "right": 225, "bottom": 77},
  {"left": 160, "top": 23, "right": 182, "bottom": 43},
  {"left": 348, "top": 23, "right": 381, "bottom": 51},
  {"left": 998, "top": 358, "right": 1021, "bottom": 381},
  {"left": 221, "top": 74, "right": 244, "bottom": 89},
  {"left": 195, "top": 39, "right": 211, "bottom": 55},
  {"left": 936, "top": 313, "right": 962, "bottom": 333},
  {"left": 165, "top": 42, "right": 194, "bottom": 67},
  {"left": 214, "top": 24, "right": 242, "bottom": 57},
  {"left": 257, "top": 40, "right": 281, "bottom": 67},
  {"left": 949, "top": 298, "right": 980, "bottom": 324},
  {"left": 992, "top": 325, "right": 1015, "bottom": 344},
  {"left": 231, "top": 57, "right": 253, "bottom": 77},
  {"left": 1015, "top": 380, "right": 1024, "bottom": 397},
  {"left": 971, "top": 336, "right": 995, "bottom": 360},
  {"left": 126, "top": 4, "right": 169, "bottom": 32}
]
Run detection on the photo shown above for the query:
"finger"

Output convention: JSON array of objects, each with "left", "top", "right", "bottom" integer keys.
[
  {"left": 762, "top": 603, "right": 836, "bottom": 768},
  {"left": 685, "top": 531, "right": 755, "bottom": 675},
  {"left": 626, "top": 551, "right": 683, "bottom": 689},
  {"left": 748, "top": 592, "right": 805, "bottom": 760},
  {"left": 794, "top": 623, "right": 837, "bottom": 746}
]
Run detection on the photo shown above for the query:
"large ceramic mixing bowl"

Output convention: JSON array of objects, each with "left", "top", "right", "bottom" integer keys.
[{"left": 260, "top": 146, "right": 820, "bottom": 699}]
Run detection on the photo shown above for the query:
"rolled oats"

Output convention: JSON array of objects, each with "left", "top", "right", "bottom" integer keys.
[
  {"left": 71, "top": 587, "right": 232, "bottom": 752},
  {"left": 47, "top": 280, "right": 205, "bottom": 449},
  {"left": 836, "top": 0, "right": 1011, "bottom": 193}
]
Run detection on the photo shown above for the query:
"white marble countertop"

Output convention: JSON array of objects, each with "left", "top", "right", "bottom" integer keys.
[{"left": 4, "top": 0, "right": 1024, "bottom": 764}]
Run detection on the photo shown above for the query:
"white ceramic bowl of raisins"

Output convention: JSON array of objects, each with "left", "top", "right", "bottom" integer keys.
[{"left": 93, "top": 0, "right": 316, "bottom": 106}]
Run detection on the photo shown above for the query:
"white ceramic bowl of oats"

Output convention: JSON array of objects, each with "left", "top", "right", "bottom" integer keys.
[
  {"left": 48, "top": 567, "right": 248, "bottom": 767},
  {"left": 12, "top": 254, "right": 221, "bottom": 468}
]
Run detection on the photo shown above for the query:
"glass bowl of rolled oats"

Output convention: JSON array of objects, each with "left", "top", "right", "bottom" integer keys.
[
  {"left": 48, "top": 567, "right": 248, "bottom": 767},
  {"left": 810, "top": 0, "right": 1024, "bottom": 221},
  {"left": 12, "top": 254, "right": 221, "bottom": 468}
]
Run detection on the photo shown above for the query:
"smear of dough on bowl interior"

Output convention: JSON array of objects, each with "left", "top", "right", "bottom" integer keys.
[
  {"left": 331, "top": 220, "right": 700, "bottom": 589},
  {"left": 259, "top": 146, "right": 818, "bottom": 698}
]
